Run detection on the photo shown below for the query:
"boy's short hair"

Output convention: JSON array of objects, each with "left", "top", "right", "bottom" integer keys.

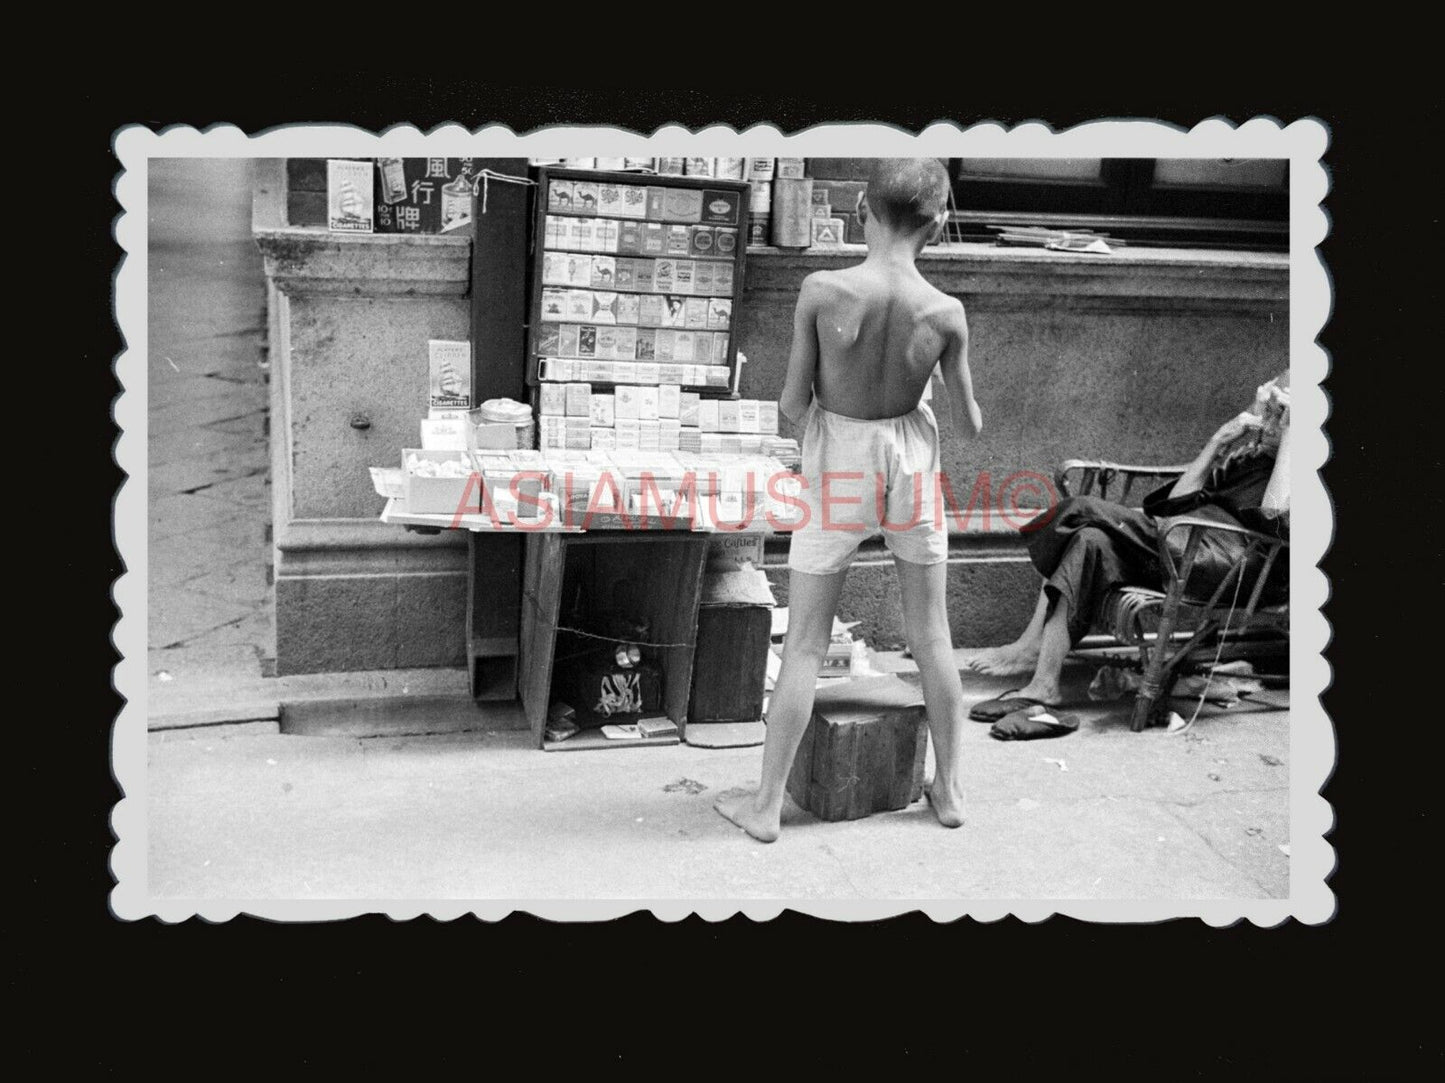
[{"left": 865, "top": 158, "right": 951, "bottom": 233}]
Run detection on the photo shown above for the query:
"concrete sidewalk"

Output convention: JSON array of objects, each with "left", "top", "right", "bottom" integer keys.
[{"left": 149, "top": 669, "right": 1291, "bottom": 902}]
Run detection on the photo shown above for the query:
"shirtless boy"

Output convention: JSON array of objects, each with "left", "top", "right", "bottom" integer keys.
[{"left": 715, "top": 158, "right": 982, "bottom": 842}]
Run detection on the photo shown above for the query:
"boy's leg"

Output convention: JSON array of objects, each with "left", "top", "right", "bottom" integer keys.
[
  {"left": 959, "top": 587, "right": 1048, "bottom": 675},
  {"left": 715, "top": 566, "right": 848, "bottom": 842},
  {"left": 894, "top": 555, "right": 967, "bottom": 828}
]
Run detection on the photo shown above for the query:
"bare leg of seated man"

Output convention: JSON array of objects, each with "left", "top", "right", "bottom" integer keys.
[
  {"left": 959, "top": 589, "right": 1048, "bottom": 675},
  {"left": 1007, "top": 592, "right": 1072, "bottom": 707},
  {"left": 715, "top": 567, "right": 848, "bottom": 843}
]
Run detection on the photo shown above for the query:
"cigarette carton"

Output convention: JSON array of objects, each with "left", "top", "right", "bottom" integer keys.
[
  {"left": 758, "top": 401, "right": 780, "bottom": 435},
  {"left": 540, "top": 383, "right": 567, "bottom": 416},
  {"left": 661, "top": 187, "right": 704, "bottom": 223},
  {"left": 700, "top": 189, "right": 741, "bottom": 226},
  {"left": 714, "top": 158, "right": 746, "bottom": 180},
  {"left": 776, "top": 158, "right": 806, "bottom": 179},
  {"left": 699, "top": 399, "right": 720, "bottom": 432},
  {"left": 636, "top": 362, "right": 661, "bottom": 385},
  {"left": 614, "top": 384, "right": 641, "bottom": 420},
  {"left": 738, "top": 399, "right": 760, "bottom": 433},
  {"left": 679, "top": 392, "right": 700, "bottom": 426},
  {"left": 659, "top": 384, "right": 681, "bottom": 419},
  {"left": 638, "top": 386, "right": 660, "bottom": 420},
  {"left": 717, "top": 399, "right": 741, "bottom": 433},
  {"left": 565, "top": 382, "right": 593, "bottom": 416},
  {"left": 746, "top": 158, "right": 776, "bottom": 181},
  {"left": 590, "top": 394, "right": 616, "bottom": 427}
]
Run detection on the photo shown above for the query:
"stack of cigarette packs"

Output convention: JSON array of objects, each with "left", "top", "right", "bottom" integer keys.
[
  {"left": 532, "top": 167, "right": 749, "bottom": 392},
  {"left": 538, "top": 383, "right": 784, "bottom": 454}
]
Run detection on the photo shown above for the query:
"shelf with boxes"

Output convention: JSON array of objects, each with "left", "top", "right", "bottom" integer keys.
[{"left": 529, "top": 167, "right": 750, "bottom": 395}]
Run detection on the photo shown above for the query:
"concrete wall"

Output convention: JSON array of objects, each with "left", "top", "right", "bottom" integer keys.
[
  {"left": 736, "top": 244, "right": 1288, "bottom": 649},
  {"left": 254, "top": 161, "right": 1288, "bottom": 671}
]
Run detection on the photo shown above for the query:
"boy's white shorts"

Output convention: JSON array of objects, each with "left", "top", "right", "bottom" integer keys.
[{"left": 786, "top": 400, "right": 948, "bottom": 575}]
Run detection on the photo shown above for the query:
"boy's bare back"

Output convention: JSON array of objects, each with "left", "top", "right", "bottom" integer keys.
[{"left": 807, "top": 263, "right": 965, "bottom": 420}]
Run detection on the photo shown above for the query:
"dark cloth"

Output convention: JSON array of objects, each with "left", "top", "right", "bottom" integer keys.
[{"left": 1021, "top": 449, "right": 1288, "bottom": 645}]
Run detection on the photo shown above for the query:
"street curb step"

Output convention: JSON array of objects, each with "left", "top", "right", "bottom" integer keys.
[{"left": 281, "top": 694, "right": 528, "bottom": 739}]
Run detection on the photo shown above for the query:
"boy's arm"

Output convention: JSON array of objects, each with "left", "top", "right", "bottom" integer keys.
[
  {"left": 938, "top": 303, "right": 982, "bottom": 438},
  {"left": 778, "top": 274, "right": 823, "bottom": 426}
]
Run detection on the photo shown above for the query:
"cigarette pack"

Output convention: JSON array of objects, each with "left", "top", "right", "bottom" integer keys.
[
  {"left": 636, "top": 362, "right": 661, "bottom": 385},
  {"left": 599, "top": 219, "right": 621, "bottom": 252},
  {"left": 714, "top": 333, "right": 730, "bottom": 359},
  {"left": 635, "top": 327, "right": 657, "bottom": 360},
  {"left": 565, "top": 289, "right": 593, "bottom": 322},
  {"left": 692, "top": 331, "right": 713, "bottom": 364},
  {"left": 657, "top": 157, "right": 686, "bottom": 175},
  {"left": 690, "top": 225, "right": 716, "bottom": 257},
  {"left": 747, "top": 217, "right": 771, "bottom": 246},
  {"left": 615, "top": 419, "right": 641, "bottom": 449},
  {"left": 706, "top": 366, "right": 731, "bottom": 387},
  {"left": 776, "top": 158, "right": 806, "bottom": 179},
  {"left": 674, "top": 261, "right": 696, "bottom": 295},
  {"left": 616, "top": 292, "right": 640, "bottom": 325},
  {"left": 717, "top": 400, "right": 741, "bottom": 433},
  {"left": 811, "top": 188, "right": 830, "bottom": 206},
  {"left": 638, "top": 419, "right": 661, "bottom": 448},
  {"left": 537, "top": 323, "right": 561, "bottom": 355},
  {"left": 659, "top": 419, "right": 682, "bottom": 449},
  {"left": 573, "top": 181, "right": 599, "bottom": 213},
  {"left": 642, "top": 221, "right": 667, "bottom": 254},
  {"left": 714, "top": 158, "right": 746, "bottom": 180},
  {"left": 618, "top": 220, "right": 642, "bottom": 254},
  {"left": 610, "top": 362, "right": 637, "bottom": 384},
  {"left": 592, "top": 292, "right": 619, "bottom": 325},
  {"left": 655, "top": 329, "right": 675, "bottom": 362},
  {"left": 634, "top": 258, "right": 655, "bottom": 291},
  {"left": 707, "top": 298, "right": 732, "bottom": 330},
  {"left": 565, "top": 254, "right": 592, "bottom": 286},
  {"left": 597, "top": 183, "right": 624, "bottom": 217},
  {"left": 638, "top": 386, "right": 660, "bottom": 420},
  {"left": 701, "top": 189, "right": 741, "bottom": 226},
  {"left": 699, "top": 399, "right": 720, "bottom": 432},
  {"left": 714, "top": 227, "right": 739, "bottom": 257},
  {"left": 713, "top": 262, "right": 734, "bottom": 294},
  {"left": 646, "top": 186, "right": 666, "bottom": 220},
  {"left": 685, "top": 157, "right": 714, "bottom": 177},
  {"left": 377, "top": 158, "right": 408, "bottom": 205},
  {"left": 614, "top": 385, "right": 641, "bottom": 420},
  {"left": 811, "top": 218, "right": 846, "bottom": 246},
  {"left": 549, "top": 179, "right": 575, "bottom": 212},
  {"left": 428, "top": 339, "right": 472, "bottom": 409},
  {"left": 559, "top": 325, "right": 581, "bottom": 357},
  {"left": 590, "top": 255, "right": 616, "bottom": 288},
  {"left": 541, "top": 288, "right": 567, "bottom": 322},
  {"left": 590, "top": 394, "right": 616, "bottom": 427},
  {"left": 591, "top": 427, "right": 618, "bottom": 449},
  {"left": 540, "top": 383, "right": 567, "bottom": 415},
  {"left": 746, "top": 158, "right": 776, "bottom": 181},
  {"left": 595, "top": 326, "right": 620, "bottom": 359},
  {"left": 583, "top": 360, "right": 612, "bottom": 383},
  {"left": 573, "top": 218, "right": 594, "bottom": 251},
  {"left": 660, "top": 294, "right": 685, "bottom": 327},
  {"left": 661, "top": 188, "right": 704, "bottom": 223},
  {"left": 621, "top": 185, "right": 649, "bottom": 218},
  {"left": 679, "top": 392, "right": 701, "bottom": 425},
  {"left": 542, "top": 252, "right": 567, "bottom": 285},
  {"left": 659, "top": 384, "right": 681, "bottom": 418},
  {"left": 653, "top": 259, "right": 676, "bottom": 293},
  {"left": 544, "top": 215, "right": 561, "bottom": 247},
  {"left": 614, "top": 326, "right": 638, "bottom": 360},
  {"left": 812, "top": 203, "right": 833, "bottom": 219},
  {"left": 693, "top": 260, "right": 714, "bottom": 296},
  {"left": 638, "top": 294, "right": 664, "bottom": 327},
  {"left": 679, "top": 428, "right": 702, "bottom": 452},
  {"left": 738, "top": 399, "right": 760, "bottom": 433},
  {"left": 565, "top": 382, "right": 593, "bottom": 416},
  {"left": 758, "top": 401, "right": 780, "bottom": 434},
  {"left": 420, "top": 416, "right": 470, "bottom": 451},
  {"left": 613, "top": 258, "right": 636, "bottom": 291},
  {"left": 667, "top": 224, "right": 693, "bottom": 255},
  {"left": 700, "top": 433, "right": 723, "bottom": 453},
  {"left": 748, "top": 182, "right": 772, "bottom": 213},
  {"left": 673, "top": 330, "right": 695, "bottom": 361},
  {"left": 685, "top": 297, "right": 710, "bottom": 329},
  {"left": 682, "top": 364, "right": 702, "bottom": 386}
]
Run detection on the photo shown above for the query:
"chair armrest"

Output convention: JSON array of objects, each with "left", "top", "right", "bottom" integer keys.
[
  {"left": 1056, "top": 460, "right": 1191, "bottom": 503},
  {"left": 1158, "top": 515, "right": 1289, "bottom": 551},
  {"left": 1156, "top": 516, "right": 1289, "bottom": 610}
]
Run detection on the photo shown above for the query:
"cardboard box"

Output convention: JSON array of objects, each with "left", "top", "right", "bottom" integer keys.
[
  {"left": 540, "top": 384, "right": 567, "bottom": 416},
  {"left": 565, "top": 382, "right": 592, "bottom": 416},
  {"left": 402, "top": 448, "right": 482, "bottom": 514}
]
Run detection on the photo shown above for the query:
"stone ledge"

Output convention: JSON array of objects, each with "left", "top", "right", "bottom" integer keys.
[
  {"left": 254, "top": 227, "right": 471, "bottom": 297},
  {"left": 743, "top": 242, "right": 1287, "bottom": 308}
]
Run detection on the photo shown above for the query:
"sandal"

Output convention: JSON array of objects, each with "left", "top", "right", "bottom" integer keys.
[
  {"left": 989, "top": 705, "right": 1081, "bottom": 741},
  {"left": 968, "top": 689, "right": 1062, "bottom": 723}
]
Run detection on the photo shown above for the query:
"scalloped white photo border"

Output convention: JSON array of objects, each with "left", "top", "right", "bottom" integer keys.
[{"left": 110, "top": 118, "right": 1332, "bottom": 924}]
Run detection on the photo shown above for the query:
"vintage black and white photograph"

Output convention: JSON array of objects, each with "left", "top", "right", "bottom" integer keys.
[{"left": 113, "top": 121, "right": 1330, "bottom": 921}]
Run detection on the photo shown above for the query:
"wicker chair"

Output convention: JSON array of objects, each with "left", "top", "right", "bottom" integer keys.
[{"left": 1055, "top": 460, "right": 1289, "bottom": 731}]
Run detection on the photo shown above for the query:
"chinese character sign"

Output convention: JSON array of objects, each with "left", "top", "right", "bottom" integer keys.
[{"left": 373, "top": 158, "right": 477, "bottom": 234}]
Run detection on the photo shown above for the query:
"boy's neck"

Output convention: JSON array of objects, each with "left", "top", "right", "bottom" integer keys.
[{"left": 863, "top": 227, "right": 927, "bottom": 269}]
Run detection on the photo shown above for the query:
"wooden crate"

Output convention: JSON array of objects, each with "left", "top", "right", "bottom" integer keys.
[
  {"left": 518, "top": 531, "right": 709, "bottom": 749},
  {"left": 786, "top": 675, "right": 929, "bottom": 821}
]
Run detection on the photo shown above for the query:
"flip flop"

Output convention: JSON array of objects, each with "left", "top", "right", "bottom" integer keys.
[
  {"left": 989, "top": 705, "right": 1081, "bottom": 741},
  {"left": 968, "top": 689, "right": 1061, "bottom": 723}
]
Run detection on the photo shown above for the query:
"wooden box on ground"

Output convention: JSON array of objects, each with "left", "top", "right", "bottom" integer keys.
[
  {"left": 519, "top": 531, "right": 709, "bottom": 750},
  {"left": 688, "top": 567, "right": 774, "bottom": 724},
  {"left": 786, "top": 675, "right": 929, "bottom": 821}
]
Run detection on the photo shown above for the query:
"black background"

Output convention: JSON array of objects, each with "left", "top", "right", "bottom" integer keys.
[{"left": 54, "top": 78, "right": 1436, "bottom": 1075}]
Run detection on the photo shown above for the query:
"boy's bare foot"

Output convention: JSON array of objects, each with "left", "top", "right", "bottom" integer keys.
[
  {"left": 714, "top": 788, "right": 781, "bottom": 843},
  {"left": 959, "top": 645, "right": 1039, "bottom": 676},
  {"left": 924, "top": 778, "right": 966, "bottom": 828}
]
